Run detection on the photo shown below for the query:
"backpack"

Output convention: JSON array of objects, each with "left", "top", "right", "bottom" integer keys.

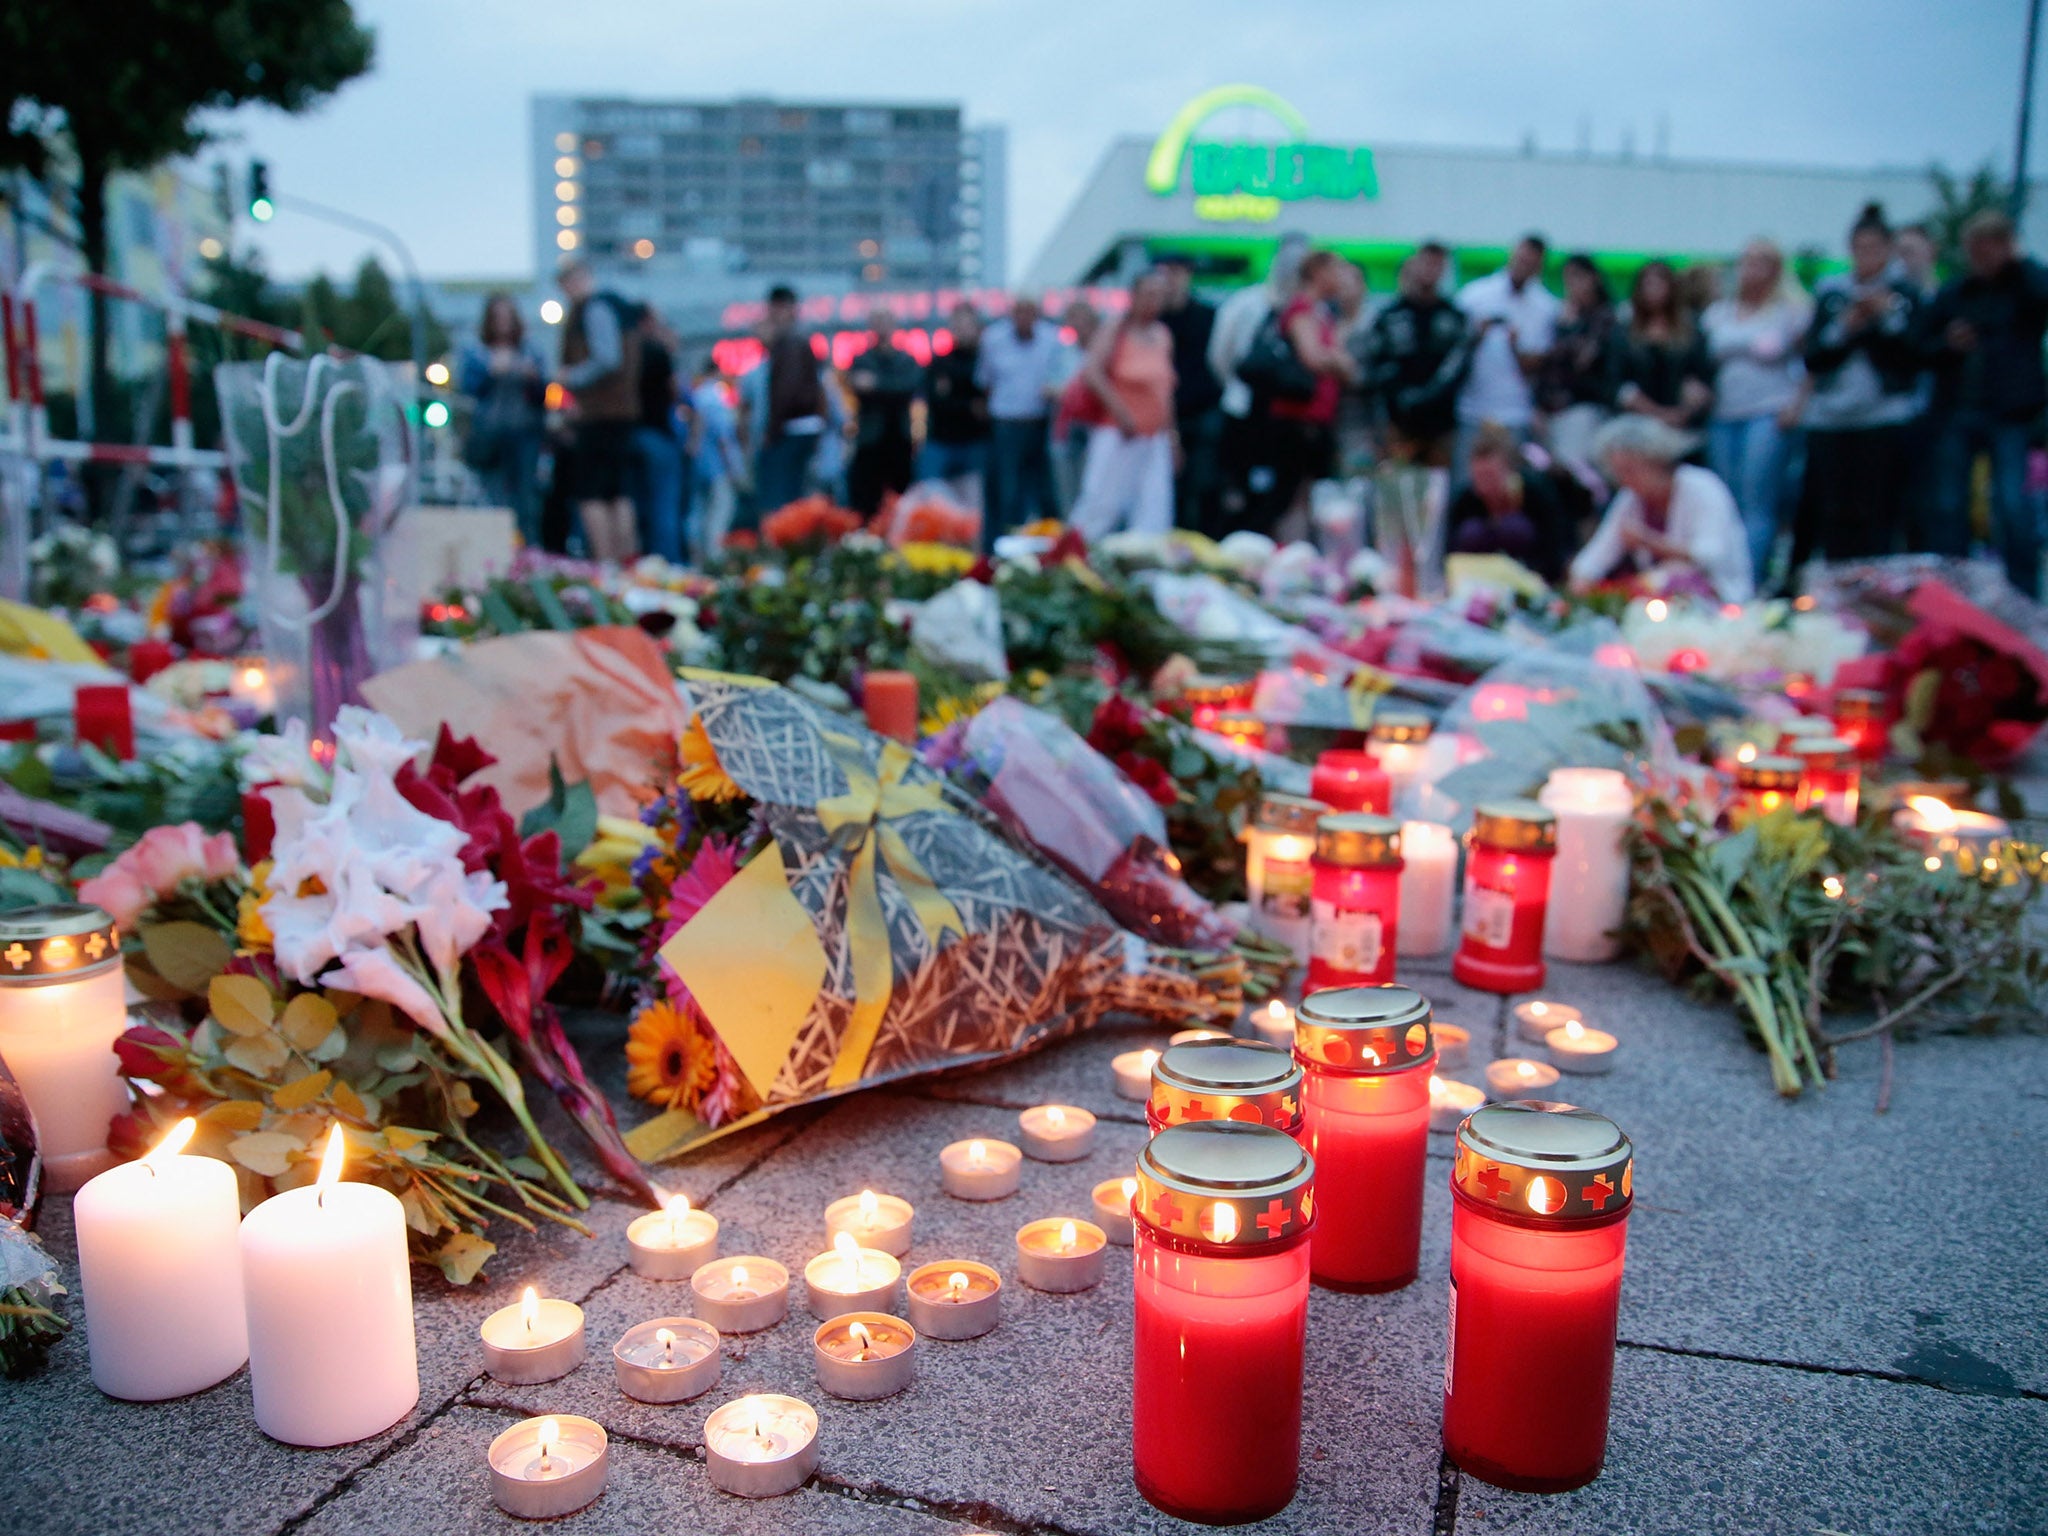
[{"left": 1235, "top": 305, "right": 1319, "bottom": 405}]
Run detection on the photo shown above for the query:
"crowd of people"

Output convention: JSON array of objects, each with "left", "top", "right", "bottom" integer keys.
[{"left": 466, "top": 202, "right": 2048, "bottom": 600}]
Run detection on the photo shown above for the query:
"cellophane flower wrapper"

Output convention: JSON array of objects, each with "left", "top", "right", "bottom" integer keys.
[{"left": 625, "top": 674, "right": 1242, "bottom": 1164}]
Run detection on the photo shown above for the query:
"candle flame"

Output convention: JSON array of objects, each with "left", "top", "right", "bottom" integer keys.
[
  {"left": 1563, "top": 1020, "right": 1585, "bottom": 1042},
  {"left": 1644, "top": 598, "right": 1668, "bottom": 622},
  {"left": 968, "top": 1139, "right": 986, "bottom": 1167},
  {"left": 1516, "top": 1061, "right": 1538, "bottom": 1080},
  {"left": 666, "top": 1192, "right": 692, "bottom": 1218},
  {"left": 1924, "top": 854, "right": 1943, "bottom": 873},
  {"left": 1735, "top": 742, "right": 1757, "bottom": 764},
  {"left": 731, "top": 1264, "right": 750, "bottom": 1293},
  {"left": 1906, "top": 795, "right": 1957, "bottom": 832},
  {"left": 1822, "top": 875, "right": 1844, "bottom": 900},
  {"left": 1121, "top": 1177, "right": 1138, "bottom": 1204},
  {"left": 1207, "top": 1203, "right": 1240, "bottom": 1243},
  {"left": 145, "top": 1116, "right": 197, "bottom": 1169},
  {"left": 1529, "top": 1001, "right": 1549, "bottom": 1018},
  {"left": 537, "top": 1417, "right": 559, "bottom": 1463},
  {"left": 1141, "top": 1050, "right": 1159, "bottom": 1070},
  {"left": 316, "top": 1123, "right": 347, "bottom": 1190},
  {"left": 1429, "top": 1073, "right": 1445, "bottom": 1096},
  {"left": 1526, "top": 1176, "right": 1566, "bottom": 1215},
  {"left": 1058, "top": 1220, "right": 1077, "bottom": 1252},
  {"left": 848, "top": 1319, "right": 874, "bottom": 1358},
  {"left": 858, "top": 1188, "right": 878, "bottom": 1222},
  {"left": 521, "top": 1286, "right": 539, "bottom": 1333},
  {"left": 1046, "top": 1105, "right": 1065, "bottom": 1130},
  {"left": 834, "top": 1231, "right": 861, "bottom": 1263},
  {"left": 1266, "top": 999, "right": 1287, "bottom": 1023},
  {"left": 240, "top": 665, "right": 265, "bottom": 689},
  {"left": 656, "top": 1326, "right": 675, "bottom": 1360},
  {"left": 946, "top": 1270, "right": 968, "bottom": 1299}
]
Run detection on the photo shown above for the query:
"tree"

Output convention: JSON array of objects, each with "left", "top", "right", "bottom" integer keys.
[
  {"left": 0, "top": 0, "right": 374, "bottom": 441},
  {"left": 339, "top": 257, "right": 446, "bottom": 361},
  {"left": 1923, "top": 162, "right": 2009, "bottom": 268}
]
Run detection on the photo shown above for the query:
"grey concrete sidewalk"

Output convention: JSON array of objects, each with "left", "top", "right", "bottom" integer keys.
[{"left": 8, "top": 954, "right": 2047, "bottom": 1536}]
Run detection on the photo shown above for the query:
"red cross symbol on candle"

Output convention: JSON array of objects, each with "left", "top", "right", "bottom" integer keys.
[
  {"left": 1, "top": 943, "right": 28, "bottom": 971},
  {"left": 1475, "top": 1163, "right": 1513, "bottom": 1202},
  {"left": 1584, "top": 1174, "right": 1616, "bottom": 1211},
  {"left": 1255, "top": 1199, "right": 1291, "bottom": 1238},
  {"left": 1179, "top": 1098, "right": 1214, "bottom": 1123},
  {"left": 1151, "top": 1190, "right": 1186, "bottom": 1226},
  {"left": 1275, "top": 1094, "right": 1297, "bottom": 1122}
]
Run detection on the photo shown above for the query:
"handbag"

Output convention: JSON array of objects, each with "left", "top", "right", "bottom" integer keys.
[{"left": 1236, "top": 307, "right": 1318, "bottom": 404}]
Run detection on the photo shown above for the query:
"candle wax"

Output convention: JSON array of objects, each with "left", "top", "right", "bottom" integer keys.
[{"left": 1396, "top": 822, "right": 1457, "bottom": 958}]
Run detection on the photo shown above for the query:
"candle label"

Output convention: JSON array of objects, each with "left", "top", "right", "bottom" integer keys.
[
  {"left": 1258, "top": 857, "right": 1312, "bottom": 921},
  {"left": 1443, "top": 1280, "right": 1457, "bottom": 1398},
  {"left": 1462, "top": 880, "right": 1514, "bottom": 949},
  {"left": 1310, "top": 901, "right": 1383, "bottom": 973}
]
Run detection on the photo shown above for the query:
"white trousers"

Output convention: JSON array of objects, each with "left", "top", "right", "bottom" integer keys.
[{"left": 1068, "top": 426, "right": 1173, "bottom": 540}]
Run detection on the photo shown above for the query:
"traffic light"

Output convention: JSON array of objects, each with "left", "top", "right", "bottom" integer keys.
[{"left": 248, "top": 161, "right": 273, "bottom": 222}]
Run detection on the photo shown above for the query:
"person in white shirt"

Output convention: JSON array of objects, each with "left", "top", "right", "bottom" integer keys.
[
  {"left": 975, "top": 295, "right": 1067, "bottom": 536},
  {"left": 1569, "top": 415, "right": 1753, "bottom": 601},
  {"left": 1454, "top": 234, "right": 1560, "bottom": 471}
]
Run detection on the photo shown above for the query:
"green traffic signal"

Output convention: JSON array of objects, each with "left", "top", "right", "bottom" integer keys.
[
  {"left": 423, "top": 400, "right": 450, "bottom": 429},
  {"left": 248, "top": 161, "right": 272, "bottom": 221},
  {"left": 250, "top": 197, "right": 274, "bottom": 222}
]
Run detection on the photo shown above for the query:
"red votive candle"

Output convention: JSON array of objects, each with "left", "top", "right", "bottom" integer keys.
[
  {"left": 127, "top": 638, "right": 175, "bottom": 684},
  {"left": 1729, "top": 756, "right": 1801, "bottom": 828},
  {"left": 1308, "top": 813, "right": 1403, "bottom": 989},
  {"left": 1787, "top": 737, "right": 1860, "bottom": 827},
  {"left": 1443, "top": 1101, "right": 1634, "bottom": 1493},
  {"left": 1295, "top": 984, "right": 1434, "bottom": 1292},
  {"left": 1147, "top": 1038, "right": 1303, "bottom": 1139},
  {"left": 1132, "top": 1122, "right": 1314, "bottom": 1525},
  {"left": 1830, "top": 687, "right": 1888, "bottom": 764},
  {"left": 862, "top": 670, "right": 920, "bottom": 744},
  {"left": 1210, "top": 712, "right": 1267, "bottom": 752},
  {"left": 1452, "top": 800, "right": 1557, "bottom": 994},
  {"left": 242, "top": 786, "right": 278, "bottom": 865},
  {"left": 1310, "top": 749, "right": 1390, "bottom": 814},
  {"left": 74, "top": 684, "right": 134, "bottom": 760},
  {"left": 1177, "top": 675, "right": 1252, "bottom": 734},
  {"left": 0, "top": 720, "right": 34, "bottom": 743}
]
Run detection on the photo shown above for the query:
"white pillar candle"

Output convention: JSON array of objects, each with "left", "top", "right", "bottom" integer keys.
[
  {"left": 823, "top": 1189, "right": 914, "bottom": 1258},
  {"left": 0, "top": 905, "right": 131, "bottom": 1192},
  {"left": 1545, "top": 1019, "right": 1620, "bottom": 1075},
  {"left": 239, "top": 1125, "right": 418, "bottom": 1447},
  {"left": 1014, "top": 1218, "right": 1108, "bottom": 1293},
  {"left": 703, "top": 1394, "right": 820, "bottom": 1497},
  {"left": 1539, "top": 768, "right": 1634, "bottom": 963},
  {"left": 74, "top": 1117, "right": 248, "bottom": 1401},
  {"left": 1110, "top": 1049, "right": 1160, "bottom": 1101},
  {"left": 1395, "top": 822, "right": 1457, "bottom": 957},
  {"left": 938, "top": 1137, "right": 1022, "bottom": 1200},
  {"left": 627, "top": 1193, "right": 719, "bottom": 1279},
  {"left": 1428, "top": 1075, "right": 1486, "bottom": 1133},
  {"left": 1017, "top": 1104, "right": 1096, "bottom": 1162}
]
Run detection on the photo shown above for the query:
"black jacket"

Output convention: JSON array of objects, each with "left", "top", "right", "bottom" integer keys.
[
  {"left": 1365, "top": 295, "right": 1471, "bottom": 441},
  {"left": 1163, "top": 298, "right": 1223, "bottom": 417},
  {"left": 1921, "top": 257, "right": 2048, "bottom": 422},
  {"left": 1803, "top": 275, "right": 1925, "bottom": 411}
]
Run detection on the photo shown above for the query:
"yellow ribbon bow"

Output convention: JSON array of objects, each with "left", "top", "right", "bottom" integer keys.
[
  {"left": 1345, "top": 663, "right": 1395, "bottom": 731},
  {"left": 814, "top": 733, "right": 965, "bottom": 1088}
]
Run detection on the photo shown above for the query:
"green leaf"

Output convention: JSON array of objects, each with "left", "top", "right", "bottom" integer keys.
[
  {"left": 530, "top": 577, "right": 576, "bottom": 632},
  {"left": 142, "top": 922, "right": 234, "bottom": 996},
  {"left": 518, "top": 758, "right": 598, "bottom": 859},
  {"left": 479, "top": 584, "right": 527, "bottom": 636},
  {"left": 210, "top": 973, "right": 277, "bottom": 1037},
  {"left": 433, "top": 1231, "right": 497, "bottom": 1285}
]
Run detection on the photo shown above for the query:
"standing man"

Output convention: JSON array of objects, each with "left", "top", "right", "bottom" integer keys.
[
  {"left": 976, "top": 293, "right": 1065, "bottom": 536},
  {"left": 556, "top": 259, "right": 641, "bottom": 562},
  {"left": 628, "top": 305, "right": 686, "bottom": 563},
  {"left": 1210, "top": 232, "right": 1309, "bottom": 531},
  {"left": 1366, "top": 252, "right": 1473, "bottom": 466},
  {"left": 920, "top": 302, "right": 990, "bottom": 513},
  {"left": 845, "top": 309, "right": 921, "bottom": 517},
  {"left": 1156, "top": 256, "right": 1224, "bottom": 534},
  {"left": 1454, "top": 234, "right": 1559, "bottom": 477},
  {"left": 755, "top": 284, "right": 828, "bottom": 517}
]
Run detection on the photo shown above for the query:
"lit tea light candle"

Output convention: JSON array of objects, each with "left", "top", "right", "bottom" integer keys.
[
  {"left": 1244, "top": 792, "right": 1325, "bottom": 962},
  {"left": 803, "top": 1231, "right": 902, "bottom": 1320},
  {"left": 1251, "top": 999, "right": 1296, "bottom": 1049},
  {"left": 812, "top": 1312, "right": 917, "bottom": 1400},
  {"left": 0, "top": 904, "right": 131, "bottom": 1192},
  {"left": 1014, "top": 1217, "right": 1108, "bottom": 1294},
  {"left": 823, "top": 1188, "right": 914, "bottom": 1258},
  {"left": 240, "top": 1125, "right": 418, "bottom": 1446},
  {"left": 612, "top": 1316, "right": 721, "bottom": 1404},
  {"left": 1112, "top": 1048, "right": 1162, "bottom": 1101},
  {"left": 689, "top": 1256, "right": 791, "bottom": 1334},
  {"left": 627, "top": 1192, "right": 720, "bottom": 1280},
  {"left": 488, "top": 1414, "right": 609, "bottom": 1520},
  {"left": 1429, "top": 1074, "right": 1487, "bottom": 1133},
  {"left": 1485, "top": 1057, "right": 1561, "bottom": 1101},
  {"left": 1018, "top": 1103, "right": 1096, "bottom": 1162},
  {"left": 228, "top": 657, "right": 277, "bottom": 719},
  {"left": 1513, "top": 999, "right": 1583, "bottom": 1046},
  {"left": 1893, "top": 795, "right": 2010, "bottom": 865},
  {"left": 904, "top": 1260, "right": 1002, "bottom": 1339},
  {"left": 1546, "top": 1019, "right": 1619, "bottom": 1076},
  {"left": 1170, "top": 1027, "right": 1231, "bottom": 1046},
  {"left": 938, "top": 1137, "right": 1022, "bottom": 1201},
  {"left": 703, "top": 1394, "right": 820, "bottom": 1497},
  {"left": 1396, "top": 821, "right": 1458, "bottom": 957},
  {"left": 74, "top": 1116, "right": 248, "bottom": 1401},
  {"left": 1370, "top": 711, "right": 1434, "bottom": 802},
  {"left": 1433, "top": 1023, "right": 1471, "bottom": 1071},
  {"left": 481, "top": 1285, "right": 587, "bottom": 1385},
  {"left": 1092, "top": 1176, "right": 1140, "bottom": 1245}
]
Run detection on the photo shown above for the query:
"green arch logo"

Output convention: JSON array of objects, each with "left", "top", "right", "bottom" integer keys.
[
  {"left": 1144, "top": 85, "right": 1313, "bottom": 195},
  {"left": 1145, "top": 84, "right": 1378, "bottom": 223}
]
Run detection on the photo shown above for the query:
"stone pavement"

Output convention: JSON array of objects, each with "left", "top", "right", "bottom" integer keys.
[{"left": 9, "top": 953, "right": 2048, "bottom": 1536}]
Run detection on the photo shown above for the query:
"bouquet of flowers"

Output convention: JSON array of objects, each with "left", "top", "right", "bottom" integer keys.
[
  {"left": 761, "top": 494, "right": 864, "bottom": 550},
  {"left": 29, "top": 523, "right": 120, "bottom": 611}
]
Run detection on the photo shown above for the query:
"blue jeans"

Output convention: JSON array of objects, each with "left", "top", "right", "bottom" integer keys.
[
  {"left": 630, "top": 426, "right": 685, "bottom": 562},
  {"left": 477, "top": 430, "right": 543, "bottom": 547},
  {"left": 985, "top": 418, "right": 1057, "bottom": 537},
  {"left": 918, "top": 438, "right": 988, "bottom": 485},
  {"left": 755, "top": 434, "right": 819, "bottom": 520},
  {"left": 1709, "top": 415, "right": 1789, "bottom": 586},
  {"left": 1933, "top": 411, "right": 2039, "bottom": 597}
]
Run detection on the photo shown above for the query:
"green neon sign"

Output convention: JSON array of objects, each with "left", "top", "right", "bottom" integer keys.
[{"left": 1145, "top": 84, "right": 1378, "bottom": 224}]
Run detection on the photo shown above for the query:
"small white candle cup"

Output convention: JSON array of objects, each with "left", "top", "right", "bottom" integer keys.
[
  {"left": 612, "top": 1317, "right": 721, "bottom": 1404},
  {"left": 690, "top": 1257, "right": 791, "bottom": 1334},
  {"left": 1170, "top": 1027, "right": 1231, "bottom": 1046},
  {"left": 803, "top": 1233, "right": 902, "bottom": 1320},
  {"left": 488, "top": 1414, "right": 609, "bottom": 1520},
  {"left": 811, "top": 1312, "right": 917, "bottom": 1401},
  {"left": 0, "top": 904, "right": 131, "bottom": 1192},
  {"left": 1485, "top": 1057, "right": 1562, "bottom": 1101},
  {"left": 1433, "top": 1023, "right": 1471, "bottom": 1071},
  {"left": 703, "top": 1394, "right": 819, "bottom": 1497},
  {"left": 627, "top": 1196, "right": 719, "bottom": 1280},
  {"left": 1014, "top": 1218, "right": 1108, "bottom": 1294},
  {"left": 1428, "top": 1075, "right": 1487, "bottom": 1133},
  {"left": 1513, "top": 999, "right": 1583, "bottom": 1045},
  {"left": 1250, "top": 999, "right": 1296, "bottom": 1050},
  {"left": 1017, "top": 1103, "right": 1096, "bottom": 1163},
  {"left": 1546, "top": 1020, "right": 1619, "bottom": 1076},
  {"left": 823, "top": 1189, "right": 914, "bottom": 1257},
  {"left": 938, "top": 1137, "right": 1021, "bottom": 1200},
  {"left": 1111, "top": 1048, "right": 1161, "bottom": 1101},
  {"left": 1396, "top": 820, "right": 1458, "bottom": 958},
  {"left": 1090, "top": 1177, "right": 1140, "bottom": 1245},
  {"left": 905, "top": 1260, "right": 1002, "bottom": 1340},
  {"left": 481, "top": 1289, "right": 587, "bottom": 1385}
]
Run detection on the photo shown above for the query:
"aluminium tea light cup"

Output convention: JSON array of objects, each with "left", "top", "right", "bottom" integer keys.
[
  {"left": 1092, "top": 1176, "right": 1140, "bottom": 1245},
  {"left": 905, "top": 1260, "right": 1002, "bottom": 1339},
  {"left": 626, "top": 1195, "right": 719, "bottom": 1280},
  {"left": 1513, "top": 999, "right": 1582, "bottom": 1046},
  {"left": 1251, "top": 999, "right": 1296, "bottom": 1049},
  {"left": 811, "top": 1312, "right": 917, "bottom": 1400},
  {"left": 1546, "top": 1020, "right": 1619, "bottom": 1076},
  {"left": 480, "top": 1287, "right": 586, "bottom": 1385},
  {"left": 689, "top": 1257, "right": 791, "bottom": 1334},
  {"left": 703, "top": 1394, "right": 819, "bottom": 1497},
  {"left": 488, "top": 1414, "right": 608, "bottom": 1519},
  {"left": 612, "top": 1317, "right": 721, "bottom": 1404},
  {"left": 938, "top": 1137, "right": 1022, "bottom": 1200},
  {"left": 1014, "top": 1218, "right": 1108, "bottom": 1293},
  {"left": 1429, "top": 1074, "right": 1487, "bottom": 1133},
  {"left": 823, "top": 1189, "right": 914, "bottom": 1257},
  {"left": 1018, "top": 1103, "right": 1096, "bottom": 1162},
  {"left": 1485, "top": 1058, "right": 1561, "bottom": 1101},
  {"left": 1432, "top": 1023, "right": 1472, "bottom": 1071},
  {"left": 1111, "top": 1048, "right": 1162, "bottom": 1101},
  {"left": 803, "top": 1233, "right": 902, "bottom": 1320}
]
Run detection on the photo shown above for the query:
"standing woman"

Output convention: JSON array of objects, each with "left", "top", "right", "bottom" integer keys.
[
  {"left": 1068, "top": 271, "right": 1178, "bottom": 539},
  {"left": 1701, "top": 240, "right": 1810, "bottom": 587},
  {"left": 459, "top": 294, "right": 549, "bottom": 547},
  {"left": 1796, "top": 203, "right": 1923, "bottom": 567},
  {"left": 1536, "top": 254, "right": 1619, "bottom": 474},
  {"left": 1614, "top": 261, "right": 1714, "bottom": 430},
  {"left": 1265, "top": 252, "right": 1363, "bottom": 537}
]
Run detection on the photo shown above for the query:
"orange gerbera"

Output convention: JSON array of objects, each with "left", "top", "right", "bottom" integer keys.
[
  {"left": 625, "top": 998, "right": 720, "bottom": 1111},
  {"left": 678, "top": 716, "right": 742, "bottom": 802},
  {"left": 236, "top": 860, "right": 275, "bottom": 952}
]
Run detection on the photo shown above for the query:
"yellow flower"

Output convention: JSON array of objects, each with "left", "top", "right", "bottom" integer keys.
[
  {"left": 921, "top": 680, "right": 1005, "bottom": 736},
  {"left": 0, "top": 845, "right": 44, "bottom": 871},
  {"left": 1019, "top": 518, "right": 1064, "bottom": 539},
  {"left": 895, "top": 541, "right": 975, "bottom": 577},
  {"left": 678, "top": 716, "right": 743, "bottom": 802},
  {"left": 236, "top": 860, "right": 274, "bottom": 951},
  {"left": 625, "top": 999, "right": 719, "bottom": 1110}
]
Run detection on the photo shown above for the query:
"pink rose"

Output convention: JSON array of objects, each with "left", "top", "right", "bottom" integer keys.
[
  {"left": 76, "top": 864, "right": 152, "bottom": 928},
  {"left": 77, "top": 823, "right": 242, "bottom": 927}
]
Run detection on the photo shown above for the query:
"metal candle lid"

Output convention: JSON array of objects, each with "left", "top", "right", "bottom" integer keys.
[
  {"left": 1150, "top": 1039, "right": 1303, "bottom": 1134},
  {"left": 1833, "top": 688, "right": 1886, "bottom": 720},
  {"left": 1736, "top": 755, "right": 1802, "bottom": 792},
  {"left": 1135, "top": 1122, "right": 1314, "bottom": 1250},
  {"left": 1315, "top": 813, "right": 1402, "bottom": 867},
  {"left": 1369, "top": 710, "right": 1433, "bottom": 745},
  {"left": 1774, "top": 716, "right": 1838, "bottom": 742},
  {"left": 1293, "top": 985, "right": 1435, "bottom": 1075},
  {"left": 1253, "top": 792, "right": 1328, "bottom": 838},
  {"left": 1786, "top": 737, "right": 1854, "bottom": 770},
  {"left": 0, "top": 904, "right": 120, "bottom": 983},
  {"left": 1453, "top": 1101, "right": 1633, "bottom": 1222},
  {"left": 1469, "top": 799, "right": 1557, "bottom": 853},
  {"left": 1179, "top": 675, "right": 1249, "bottom": 706}
]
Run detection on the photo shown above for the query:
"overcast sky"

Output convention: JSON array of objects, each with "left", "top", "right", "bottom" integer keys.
[{"left": 216, "top": 0, "right": 2037, "bottom": 283}]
